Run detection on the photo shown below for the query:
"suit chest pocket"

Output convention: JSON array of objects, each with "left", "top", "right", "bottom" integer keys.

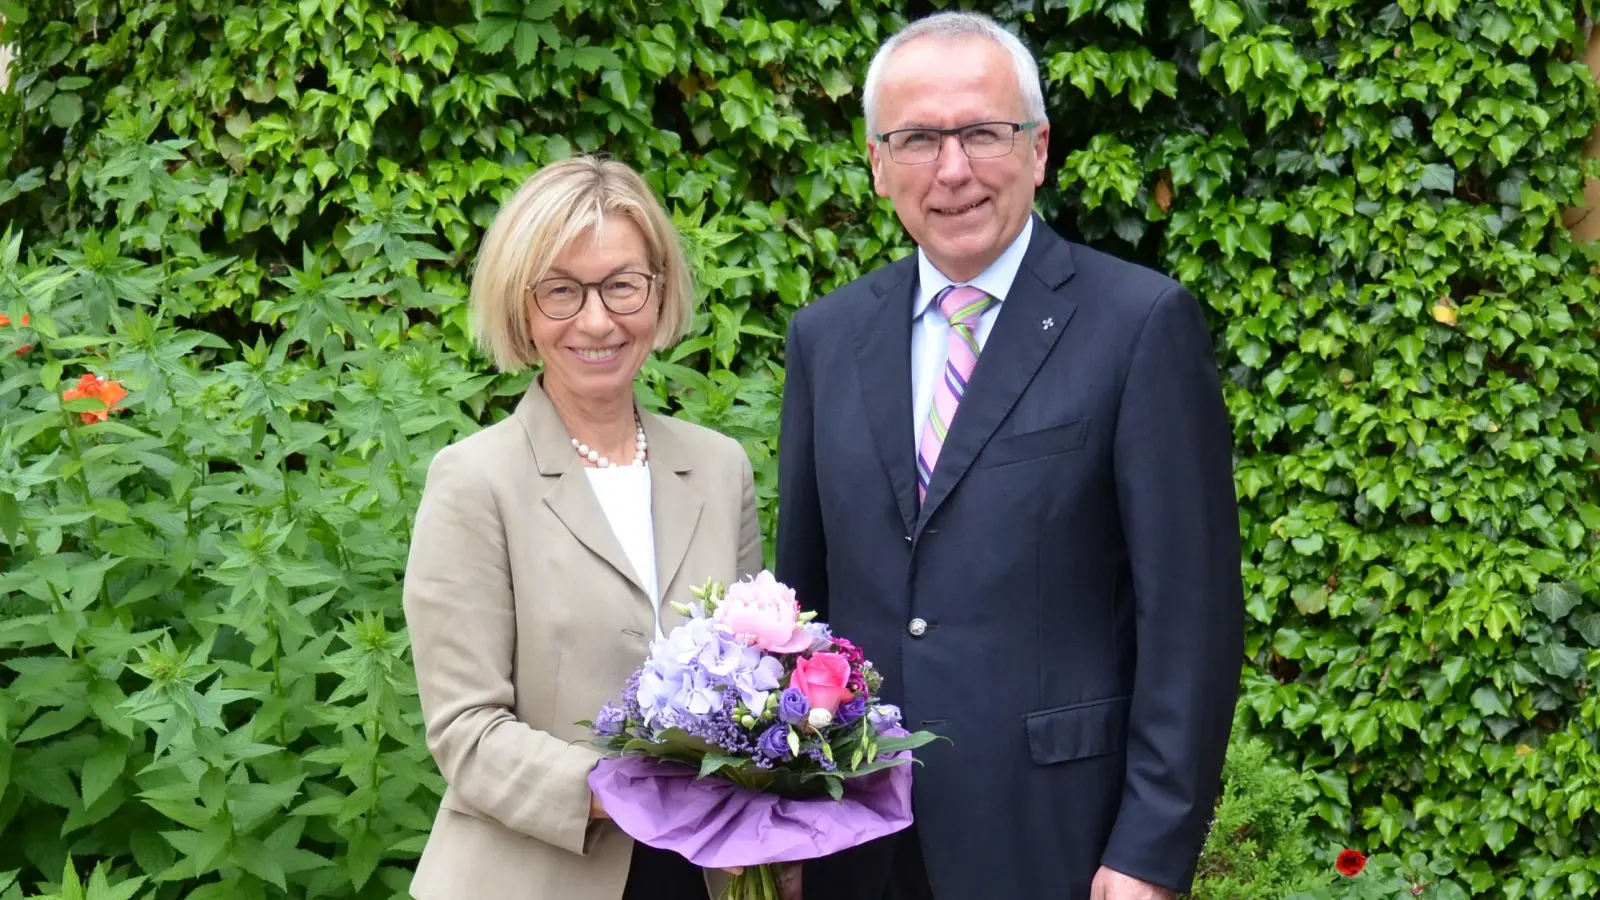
[{"left": 976, "top": 417, "right": 1090, "bottom": 469}]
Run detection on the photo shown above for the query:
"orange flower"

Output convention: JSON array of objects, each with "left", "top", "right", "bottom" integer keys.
[
  {"left": 62, "top": 373, "right": 128, "bottom": 424},
  {"left": 0, "top": 312, "right": 29, "bottom": 327},
  {"left": 15, "top": 344, "right": 32, "bottom": 356}
]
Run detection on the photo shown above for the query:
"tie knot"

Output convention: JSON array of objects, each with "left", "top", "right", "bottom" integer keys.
[{"left": 938, "top": 285, "right": 993, "bottom": 327}]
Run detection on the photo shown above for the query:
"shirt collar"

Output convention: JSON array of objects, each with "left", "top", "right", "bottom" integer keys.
[{"left": 914, "top": 216, "right": 1034, "bottom": 320}]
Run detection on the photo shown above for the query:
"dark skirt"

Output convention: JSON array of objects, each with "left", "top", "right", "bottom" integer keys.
[{"left": 621, "top": 841, "right": 710, "bottom": 900}]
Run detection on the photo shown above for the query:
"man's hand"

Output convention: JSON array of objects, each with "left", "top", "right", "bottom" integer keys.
[{"left": 1090, "top": 867, "right": 1174, "bottom": 900}]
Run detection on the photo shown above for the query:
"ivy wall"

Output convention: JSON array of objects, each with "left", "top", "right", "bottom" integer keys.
[{"left": 2, "top": 0, "right": 1600, "bottom": 898}]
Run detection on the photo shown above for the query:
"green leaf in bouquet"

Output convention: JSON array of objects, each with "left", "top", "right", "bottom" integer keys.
[
  {"left": 786, "top": 726, "right": 800, "bottom": 758},
  {"left": 699, "top": 753, "right": 746, "bottom": 778},
  {"left": 620, "top": 727, "right": 718, "bottom": 766},
  {"left": 872, "top": 730, "right": 945, "bottom": 756},
  {"left": 822, "top": 774, "right": 844, "bottom": 801},
  {"left": 837, "top": 756, "right": 916, "bottom": 779}
]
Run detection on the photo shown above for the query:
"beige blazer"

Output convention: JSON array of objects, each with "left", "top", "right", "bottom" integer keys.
[{"left": 402, "top": 382, "right": 762, "bottom": 900}]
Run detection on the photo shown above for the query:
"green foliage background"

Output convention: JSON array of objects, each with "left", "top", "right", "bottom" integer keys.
[{"left": 3, "top": 0, "right": 1600, "bottom": 897}]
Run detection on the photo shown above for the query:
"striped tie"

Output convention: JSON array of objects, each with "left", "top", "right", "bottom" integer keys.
[{"left": 917, "top": 285, "right": 995, "bottom": 504}]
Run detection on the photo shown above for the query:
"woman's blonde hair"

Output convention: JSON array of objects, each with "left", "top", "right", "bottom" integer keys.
[{"left": 469, "top": 155, "right": 695, "bottom": 371}]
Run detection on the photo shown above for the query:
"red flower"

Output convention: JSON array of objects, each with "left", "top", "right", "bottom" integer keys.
[
  {"left": 0, "top": 312, "right": 26, "bottom": 328},
  {"left": 1336, "top": 849, "right": 1367, "bottom": 877}
]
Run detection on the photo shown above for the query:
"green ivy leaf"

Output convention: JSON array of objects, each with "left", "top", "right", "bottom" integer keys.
[
  {"left": 693, "top": 0, "right": 726, "bottom": 27},
  {"left": 1531, "top": 582, "right": 1581, "bottom": 620},
  {"left": 1531, "top": 644, "right": 1583, "bottom": 680},
  {"left": 1416, "top": 163, "right": 1454, "bottom": 194},
  {"left": 1573, "top": 612, "right": 1600, "bottom": 648}
]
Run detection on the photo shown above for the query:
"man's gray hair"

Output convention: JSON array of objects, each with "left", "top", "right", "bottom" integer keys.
[{"left": 861, "top": 11, "right": 1049, "bottom": 138}]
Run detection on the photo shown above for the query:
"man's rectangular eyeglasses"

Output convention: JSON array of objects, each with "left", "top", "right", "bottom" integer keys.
[
  {"left": 529, "top": 273, "right": 660, "bottom": 320},
  {"left": 874, "top": 121, "right": 1040, "bottom": 165}
]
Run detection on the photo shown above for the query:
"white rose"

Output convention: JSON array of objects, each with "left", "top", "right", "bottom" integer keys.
[{"left": 807, "top": 707, "right": 833, "bottom": 729}]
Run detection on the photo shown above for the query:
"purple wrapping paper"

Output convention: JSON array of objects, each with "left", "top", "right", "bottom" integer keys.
[{"left": 586, "top": 745, "right": 915, "bottom": 868}]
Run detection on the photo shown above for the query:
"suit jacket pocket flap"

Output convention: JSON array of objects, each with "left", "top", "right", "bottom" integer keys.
[
  {"left": 979, "top": 418, "right": 1090, "bottom": 468},
  {"left": 1025, "top": 695, "right": 1131, "bottom": 765}
]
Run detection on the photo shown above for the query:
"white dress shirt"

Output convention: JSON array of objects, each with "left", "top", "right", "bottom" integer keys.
[
  {"left": 584, "top": 466, "right": 662, "bottom": 640},
  {"left": 911, "top": 217, "right": 1035, "bottom": 445}
]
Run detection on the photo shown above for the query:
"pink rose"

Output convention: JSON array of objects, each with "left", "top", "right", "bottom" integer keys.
[
  {"left": 789, "top": 652, "right": 854, "bottom": 715},
  {"left": 714, "top": 571, "right": 811, "bottom": 654}
]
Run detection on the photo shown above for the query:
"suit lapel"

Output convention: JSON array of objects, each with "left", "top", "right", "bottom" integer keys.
[
  {"left": 642, "top": 413, "right": 703, "bottom": 604},
  {"left": 516, "top": 384, "right": 658, "bottom": 599},
  {"left": 854, "top": 258, "right": 920, "bottom": 536},
  {"left": 917, "top": 221, "right": 1079, "bottom": 531}
]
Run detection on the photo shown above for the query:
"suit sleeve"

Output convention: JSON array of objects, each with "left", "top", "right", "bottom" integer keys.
[
  {"left": 735, "top": 442, "right": 764, "bottom": 579},
  {"left": 1100, "top": 284, "right": 1245, "bottom": 893},
  {"left": 402, "top": 444, "right": 603, "bottom": 856},
  {"left": 774, "top": 311, "right": 830, "bottom": 622}
]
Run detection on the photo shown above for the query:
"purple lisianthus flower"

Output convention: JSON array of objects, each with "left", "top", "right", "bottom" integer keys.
[
  {"left": 836, "top": 695, "right": 867, "bottom": 727},
  {"left": 777, "top": 687, "right": 810, "bottom": 725},
  {"left": 594, "top": 702, "right": 626, "bottom": 736},
  {"left": 866, "top": 703, "right": 902, "bottom": 732},
  {"left": 801, "top": 621, "right": 835, "bottom": 653},
  {"left": 756, "top": 724, "right": 791, "bottom": 761}
]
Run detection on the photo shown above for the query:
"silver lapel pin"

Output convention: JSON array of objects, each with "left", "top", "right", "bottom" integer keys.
[{"left": 1041, "top": 317, "right": 1055, "bottom": 330}]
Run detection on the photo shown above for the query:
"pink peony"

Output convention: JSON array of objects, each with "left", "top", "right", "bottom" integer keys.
[
  {"left": 713, "top": 571, "right": 812, "bottom": 654},
  {"left": 789, "top": 652, "right": 854, "bottom": 715}
]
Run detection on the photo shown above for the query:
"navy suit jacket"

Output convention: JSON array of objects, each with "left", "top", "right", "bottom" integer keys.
[{"left": 775, "top": 217, "right": 1245, "bottom": 900}]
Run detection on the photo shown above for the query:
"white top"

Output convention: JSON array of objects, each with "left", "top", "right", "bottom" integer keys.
[
  {"left": 911, "top": 216, "right": 1035, "bottom": 444},
  {"left": 584, "top": 466, "right": 662, "bottom": 640}
]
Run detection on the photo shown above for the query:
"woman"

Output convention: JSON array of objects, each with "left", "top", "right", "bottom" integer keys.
[{"left": 402, "top": 155, "right": 761, "bottom": 900}]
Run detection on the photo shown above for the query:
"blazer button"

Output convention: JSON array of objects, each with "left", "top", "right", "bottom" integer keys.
[{"left": 908, "top": 617, "right": 928, "bottom": 637}]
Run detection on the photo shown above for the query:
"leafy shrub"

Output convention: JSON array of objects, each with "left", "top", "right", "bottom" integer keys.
[
  {"left": 3, "top": 0, "right": 1600, "bottom": 898},
  {"left": 1187, "top": 733, "right": 1319, "bottom": 900}
]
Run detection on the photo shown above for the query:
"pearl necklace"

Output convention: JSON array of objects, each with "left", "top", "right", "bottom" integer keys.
[{"left": 572, "top": 415, "right": 648, "bottom": 468}]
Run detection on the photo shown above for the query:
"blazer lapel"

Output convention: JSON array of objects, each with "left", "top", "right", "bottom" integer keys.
[
  {"left": 917, "top": 222, "right": 1079, "bottom": 530},
  {"left": 855, "top": 259, "right": 920, "bottom": 536},
  {"left": 516, "top": 385, "right": 649, "bottom": 597},
  {"left": 642, "top": 413, "right": 703, "bottom": 605}
]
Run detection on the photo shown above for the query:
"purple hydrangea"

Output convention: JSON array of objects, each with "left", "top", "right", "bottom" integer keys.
[
  {"left": 636, "top": 658, "right": 720, "bottom": 729},
  {"left": 777, "top": 688, "right": 810, "bottom": 726},
  {"left": 731, "top": 653, "right": 786, "bottom": 713},
  {"left": 836, "top": 695, "right": 867, "bottom": 728}
]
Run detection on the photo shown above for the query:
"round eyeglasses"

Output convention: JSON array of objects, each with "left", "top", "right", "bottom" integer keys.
[
  {"left": 530, "top": 272, "right": 659, "bottom": 320},
  {"left": 875, "top": 120, "right": 1040, "bottom": 165}
]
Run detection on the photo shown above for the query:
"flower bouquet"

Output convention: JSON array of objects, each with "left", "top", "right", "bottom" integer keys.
[{"left": 582, "top": 571, "right": 941, "bottom": 900}]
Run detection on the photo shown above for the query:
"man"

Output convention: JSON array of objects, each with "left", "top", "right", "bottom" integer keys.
[{"left": 775, "top": 12, "right": 1244, "bottom": 900}]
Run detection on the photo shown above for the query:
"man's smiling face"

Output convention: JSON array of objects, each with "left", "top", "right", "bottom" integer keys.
[{"left": 868, "top": 36, "right": 1049, "bottom": 283}]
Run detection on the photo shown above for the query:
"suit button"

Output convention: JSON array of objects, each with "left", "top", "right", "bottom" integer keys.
[{"left": 908, "top": 617, "right": 927, "bottom": 637}]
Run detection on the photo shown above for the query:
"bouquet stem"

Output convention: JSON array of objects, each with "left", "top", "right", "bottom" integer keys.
[{"left": 720, "top": 863, "right": 784, "bottom": 900}]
